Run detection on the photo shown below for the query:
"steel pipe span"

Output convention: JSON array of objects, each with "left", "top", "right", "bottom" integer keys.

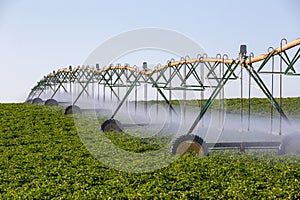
[{"left": 26, "top": 38, "right": 300, "bottom": 155}]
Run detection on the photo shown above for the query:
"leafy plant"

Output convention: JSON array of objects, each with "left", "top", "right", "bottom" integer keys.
[{"left": 0, "top": 101, "right": 300, "bottom": 199}]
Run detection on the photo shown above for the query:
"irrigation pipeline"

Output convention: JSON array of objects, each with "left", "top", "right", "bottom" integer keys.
[{"left": 27, "top": 38, "right": 300, "bottom": 136}]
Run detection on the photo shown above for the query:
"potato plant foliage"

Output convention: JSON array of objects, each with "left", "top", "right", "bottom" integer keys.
[{"left": 1, "top": 101, "right": 300, "bottom": 199}]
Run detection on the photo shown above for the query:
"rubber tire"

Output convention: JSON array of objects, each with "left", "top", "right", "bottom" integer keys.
[
  {"left": 171, "top": 134, "right": 209, "bottom": 157},
  {"left": 32, "top": 98, "right": 43, "bottom": 104},
  {"left": 64, "top": 105, "right": 81, "bottom": 115},
  {"left": 25, "top": 99, "right": 32, "bottom": 103},
  {"left": 101, "top": 119, "right": 123, "bottom": 132},
  {"left": 278, "top": 133, "right": 300, "bottom": 155},
  {"left": 44, "top": 99, "right": 58, "bottom": 106}
]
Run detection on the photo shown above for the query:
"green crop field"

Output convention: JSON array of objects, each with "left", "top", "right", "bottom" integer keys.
[{"left": 1, "top": 100, "right": 300, "bottom": 199}]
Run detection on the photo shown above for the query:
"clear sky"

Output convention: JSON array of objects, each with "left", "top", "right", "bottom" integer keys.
[{"left": 0, "top": 0, "right": 299, "bottom": 102}]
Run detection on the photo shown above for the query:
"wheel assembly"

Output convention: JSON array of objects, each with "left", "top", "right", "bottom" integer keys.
[
  {"left": 171, "top": 134, "right": 209, "bottom": 157},
  {"left": 64, "top": 105, "right": 81, "bottom": 115},
  {"left": 25, "top": 99, "right": 32, "bottom": 103},
  {"left": 101, "top": 119, "right": 123, "bottom": 132},
  {"left": 32, "top": 98, "right": 43, "bottom": 104},
  {"left": 44, "top": 99, "right": 58, "bottom": 106},
  {"left": 278, "top": 133, "right": 300, "bottom": 155}
]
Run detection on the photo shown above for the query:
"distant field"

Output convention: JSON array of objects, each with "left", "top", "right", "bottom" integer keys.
[
  {"left": 1, "top": 101, "right": 300, "bottom": 199},
  {"left": 164, "top": 97, "right": 300, "bottom": 118}
]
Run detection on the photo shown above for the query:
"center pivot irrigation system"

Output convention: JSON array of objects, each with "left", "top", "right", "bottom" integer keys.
[{"left": 26, "top": 38, "right": 300, "bottom": 156}]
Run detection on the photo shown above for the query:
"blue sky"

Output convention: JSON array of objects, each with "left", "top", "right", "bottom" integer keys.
[{"left": 0, "top": 0, "right": 299, "bottom": 102}]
